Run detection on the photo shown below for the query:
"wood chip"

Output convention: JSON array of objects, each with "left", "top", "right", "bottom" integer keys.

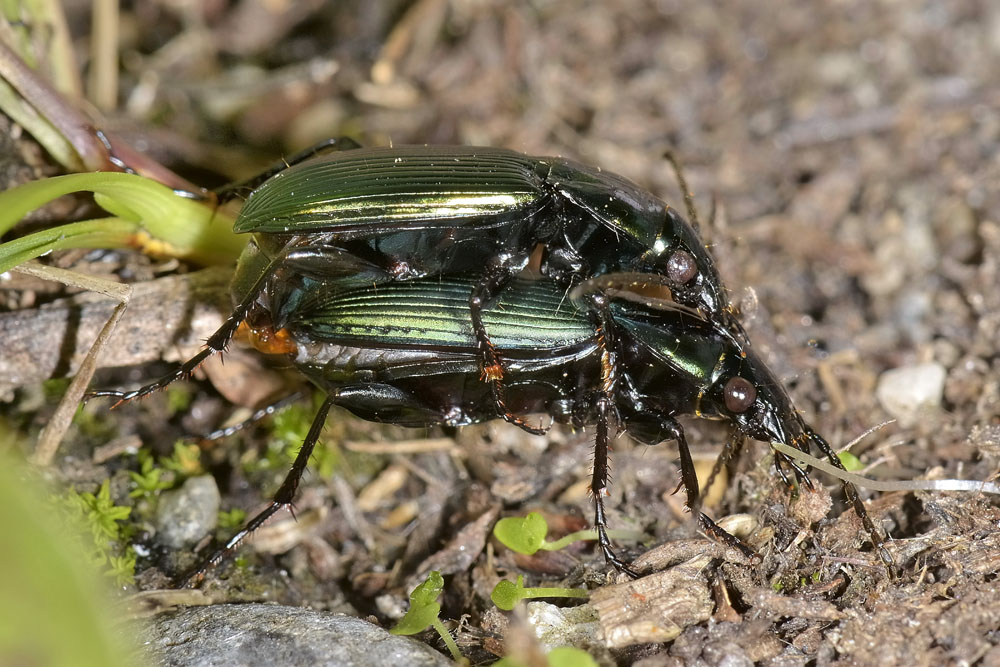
[{"left": 591, "top": 556, "right": 714, "bottom": 648}]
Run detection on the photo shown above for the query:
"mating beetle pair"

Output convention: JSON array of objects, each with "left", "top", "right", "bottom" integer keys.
[
  {"left": 94, "top": 142, "right": 890, "bottom": 577},
  {"left": 229, "top": 142, "right": 739, "bottom": 436}
]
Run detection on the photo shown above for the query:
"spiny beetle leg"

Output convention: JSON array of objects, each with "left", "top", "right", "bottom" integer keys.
[
  {"left": 580, "top": 284, "right": 638, "bottom": 541},
  {"left": 672, "top": 420, "right": 702, "bottom": 513},
  {"left": 673, "top": 422, "right": 758, "bottom": 562},
  {"left": 470, "top": 258, "right": 547, "bottom": 435},
  {"left": 805, "top": 427, "right": 896, "bottom": 577},
  {"left": 181, "top": 395, "right": 336, "bottom": 587},
  {"left": 198, "top": 392, "right": 304, "bottom": 442},
  {"left": 87, "top": 251, "right": 286, "bottom": 405},
  {"left": 590, "top": 394, "right": 640, "bottom": 578},
  {"left": 698, "top": 512, "right": 757, "bottom": 562}
]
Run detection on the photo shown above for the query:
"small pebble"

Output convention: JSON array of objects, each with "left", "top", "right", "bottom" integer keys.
[
  {"left": 875, "top": 362, "right": 946, "bottom": 426},
  {"left": 155, "top": 475, "right": 221, "bottom": 549},
  {"left": 527, "top": 601, "right": 602, "bottom": 653}
]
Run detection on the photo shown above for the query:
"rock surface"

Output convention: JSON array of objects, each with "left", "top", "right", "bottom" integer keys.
[{"left": 139, "top": 604, "right": 452, "bottom": 667}]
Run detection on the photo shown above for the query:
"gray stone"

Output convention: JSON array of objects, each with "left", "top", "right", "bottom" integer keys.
[
  {"left": 139, "top": 604, "right": 452, "bottom": 667},
  {"left": 155, "top": 475, "right": 221, "bottom": 549}
]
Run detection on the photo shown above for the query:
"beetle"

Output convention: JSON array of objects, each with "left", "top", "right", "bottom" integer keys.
[
  {"left": 99, "top": 143, "right": 739, "bottom": 436},
  {"left": 139, "top": 272, "right": 890, "bottom": 579}
]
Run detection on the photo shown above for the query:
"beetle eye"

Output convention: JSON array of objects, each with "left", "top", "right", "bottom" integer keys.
[
  {"left": 666, "top": 250, "right": 697, "bottom": 284},
  {"left": 724, "top": 377, "right": 757, "bottom": 413}
]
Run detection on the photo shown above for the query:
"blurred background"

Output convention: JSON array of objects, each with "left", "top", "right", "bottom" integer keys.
[{"left": 3, "top": 1, "right": 1000, "bottom": 664}]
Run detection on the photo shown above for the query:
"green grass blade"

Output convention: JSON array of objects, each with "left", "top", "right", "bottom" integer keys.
[
  {"left": 0, "top": 172, "right": 245, "bottom": 266},
  {"left": 0, "top": 218, "right": 138, "bottom": 274}
]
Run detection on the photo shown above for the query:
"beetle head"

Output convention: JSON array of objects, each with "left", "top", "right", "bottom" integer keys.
[
  {"left": 602, "top": 277, "right": 815, "bottom": 454},
  {"left": 698, "top": 341, "right": 813, "bottom": 454}
]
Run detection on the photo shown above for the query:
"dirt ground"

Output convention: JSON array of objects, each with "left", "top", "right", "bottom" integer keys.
[{"left": 4, "top": 1, "right": 1000, "bottom": 665}]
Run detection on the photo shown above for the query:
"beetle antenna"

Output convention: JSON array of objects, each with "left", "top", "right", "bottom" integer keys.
[{"left": 662, "top": 149, "right": 701, "bottom": 233}]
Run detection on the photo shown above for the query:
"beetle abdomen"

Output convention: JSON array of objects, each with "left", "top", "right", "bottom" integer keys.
[{"left": 285, "top": 277, "right": 593, "bottom": 352}]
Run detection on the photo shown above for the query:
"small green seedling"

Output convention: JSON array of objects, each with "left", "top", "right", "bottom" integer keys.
[
  {"left": 217, "top": 508, "right": 248, "bottom": 531},
  {"left": 58, "top": 480, "right": 136, "bottom": 586},
  {"left": 495, "top": 646, "right": 599, "bottom": 667},
  {"left": 128, "top": 450, "right": 172, "bottom": 500},
  {"left": 838, "top": 451, "right": 864, "bottom": 472},
  {"left": 493, "top": 511, "right": 641, "bottom": 555},
  {"left": 490, "top": 575, "right": 588, "bottom": 611},
  {"left": 160, "top": 441, "right": 204, "bottom": 477},
  {"left": 390, "top": 571, "right": 464, "bottom": 663},
  {"left": 128, "top": 442, "right": 203, "bottom": 502}
]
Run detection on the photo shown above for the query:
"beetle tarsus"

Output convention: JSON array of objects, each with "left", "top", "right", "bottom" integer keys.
[
  {"left": 492, "top": 379, "right": 549, "bottom": 436},
  {"left": 697, "top": 512, "right": 757, "bottom": 561},
  {"left": 773, "top": 450, "right": 815, "bottom": 491},
  {"left": 589, "top": 394, "right": 643, "bottom": 578},
  {"left": 594, "top": 494, "right": 641, "bottom": 579},
  {"left": 198, "top": 392, "right": 304, "bottom": 441},
  {"left": 804, "top": 426, "right": 896, "bottom": 575}
]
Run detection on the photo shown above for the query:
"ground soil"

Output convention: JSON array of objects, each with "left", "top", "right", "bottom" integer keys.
[{"left": 3, "top": 1, "right": 1000, "bottom": 665}]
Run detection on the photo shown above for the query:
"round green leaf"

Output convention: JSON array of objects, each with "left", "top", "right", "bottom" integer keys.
[
  {"left": 490, "top": 577, "right": 524, "bottom": 611},
  {"left": 493, "top": 512, "right": 548, "bottom": 554},
  {"left": 838, "top": 451, "right": 864, "bottom": 472},
  {"left": 547, "top": 646, "right": 599, "bottom": 667}
]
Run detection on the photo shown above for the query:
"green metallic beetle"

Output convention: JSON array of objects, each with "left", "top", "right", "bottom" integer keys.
[{"left": 166, "top": 273, "right": 890, "bottom": 578}]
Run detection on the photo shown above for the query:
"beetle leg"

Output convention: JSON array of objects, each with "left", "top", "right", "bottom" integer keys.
[
  {"left": 773, "top": 450, "right": 815, "bottom": 491},
  {"left": 198, "top": 392, "right": 304, "bottom": 441},
  {"left": 702, "top": 431, "right": 745, "bottom": 501},
  {"left": 698, "top": 513, "right": 757, "bottom": 561},
  {"left": 804, "top": 427, "right": 896, "bottom": 576},
  {"left": 577, "top": 286, "right": 634, "bottom": 516},
  {"left": 469, "top": 258, "right": 546, "bottom": 435},
  {"left": 668, "top": 418, "right": 702, "bottom": 512},
  {"left": 660, "top": 418, "right": 751, "bottom": 550},
  {"left": 678, "top": 428, "right": 756, "bottom": 561},
  {"left": 215, "top": 137, "right": 363, "bottom": 203},
  {"left": 181, "top": 395, "right": 336, "bottom": 586},
  {"left": 332, "top": 384, "right": 460, "bottom": 425},
  {"left": 624, "top": 412, "right": 759, "bottom": 566},
  {"left": 283, "top": 244, "right": 399, "bottom": 284},
  {"left": 591, "top": 394, "right": 639, "bottom": 578},
  {"left": 88, "top": 252, "right": 286, "bottom": 405}
]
